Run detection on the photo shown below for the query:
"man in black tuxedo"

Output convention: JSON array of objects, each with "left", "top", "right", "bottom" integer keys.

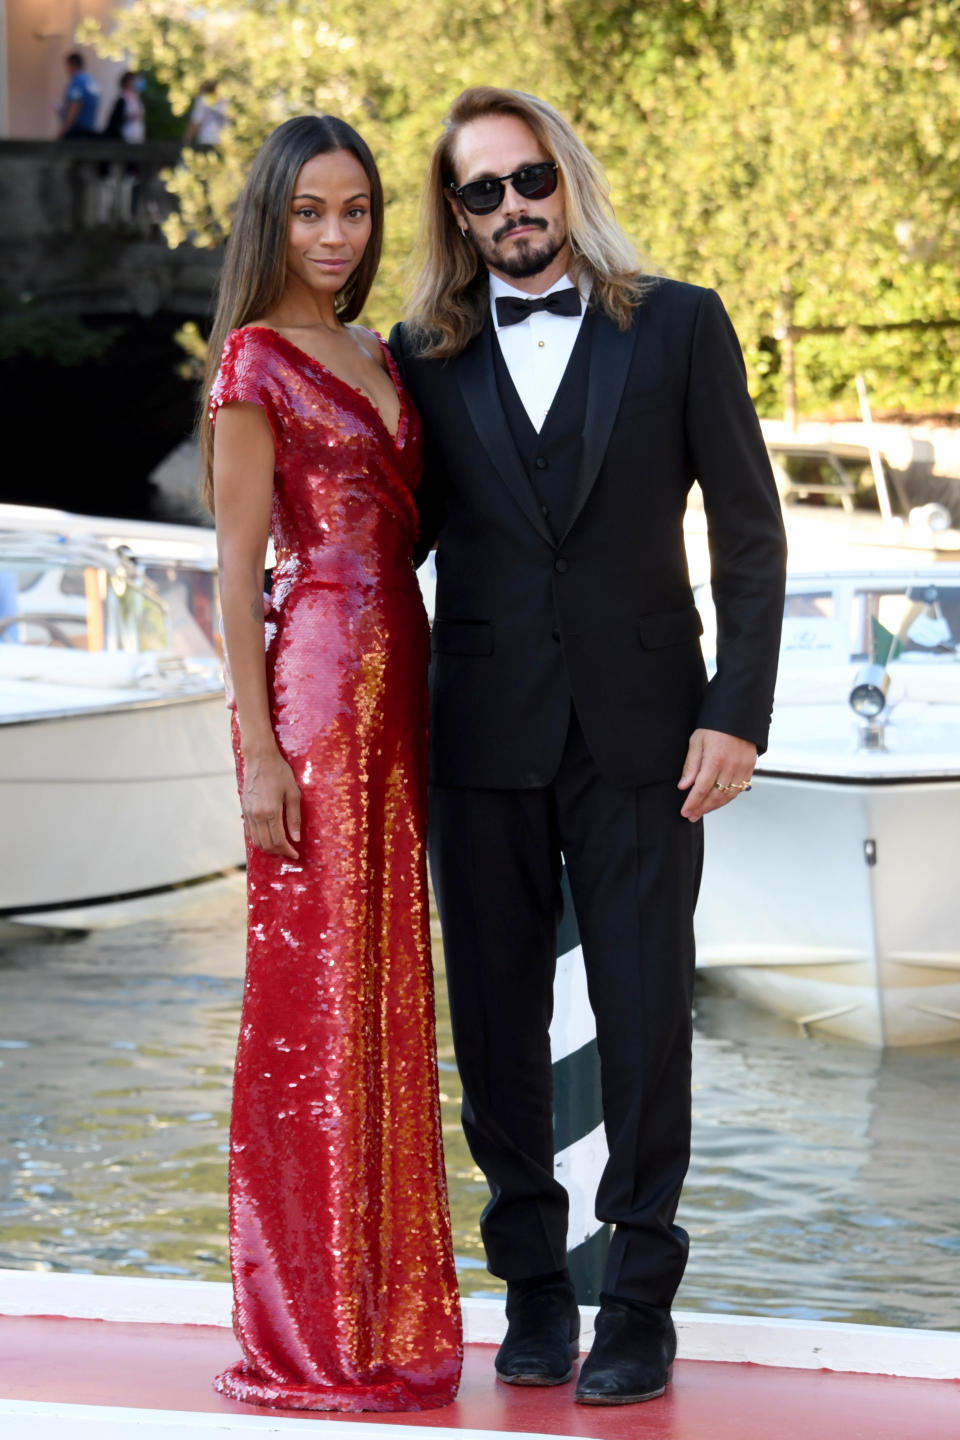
[{"left": 390, "top": 87, "right": 786, "bottom": 1406}]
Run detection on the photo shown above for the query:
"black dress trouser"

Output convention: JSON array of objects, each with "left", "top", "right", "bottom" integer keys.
[{"left": 429, "top": 706, "right": 703, "bottom": 1313}]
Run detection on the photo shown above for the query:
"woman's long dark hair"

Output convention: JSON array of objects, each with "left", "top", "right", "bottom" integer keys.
[{"left": 200, "top": 115, "right": 384, "bottom": 509}]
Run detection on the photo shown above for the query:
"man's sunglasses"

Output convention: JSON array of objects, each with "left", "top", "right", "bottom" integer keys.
[{"left": 448, "top": 162, "right": 559, "bottom": 216}]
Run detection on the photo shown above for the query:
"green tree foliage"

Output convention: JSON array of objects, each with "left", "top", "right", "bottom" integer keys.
[
  {"left": 620, "top": 5, "right": 960, "bottom": 414},
  {"left": 0, "top": 307, "right": 119, "bottom": 365},
  {"left": 83, "top": 0, "right": 960, "bottom": 416}
]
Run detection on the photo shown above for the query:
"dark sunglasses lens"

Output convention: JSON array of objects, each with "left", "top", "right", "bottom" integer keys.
[
  {"left": 456, "top": 163, "right": 557, "bottom": 214},
  {"left": 513, "top": 164, "right": 557, "bottom": 201},
  {"left": 459, "top": 179, "right": 504, "bottom": 215}
]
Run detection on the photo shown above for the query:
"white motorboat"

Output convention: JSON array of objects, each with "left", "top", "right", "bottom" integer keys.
[
  {"left": 0, "top": 509, "right": 244, "bottom": 925},
  {"left": 694, "top": 565, "right": 960, "bottom": 1047}
]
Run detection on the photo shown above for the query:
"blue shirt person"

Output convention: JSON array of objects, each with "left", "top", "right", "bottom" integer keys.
[
  {"left": 0, "top": 569, "right": 19, "bottom": 643},
  {"left": 59, "top": 53, "right": 100, "bottom": 138}
]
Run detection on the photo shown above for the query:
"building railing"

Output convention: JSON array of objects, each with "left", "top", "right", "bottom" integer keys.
[
  {"left": 0, "top": 140, "right": 221, "bottom": 316},
  {"left": 0, "top": 139, "right": 186, "bottom": 239}
]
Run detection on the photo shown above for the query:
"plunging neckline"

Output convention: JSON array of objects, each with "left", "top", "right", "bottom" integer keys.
[{"left": 242, "top": 325, "right": 406, "bottom": 447}]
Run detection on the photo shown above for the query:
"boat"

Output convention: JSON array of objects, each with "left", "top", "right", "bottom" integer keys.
[
  {"left": 0, "top": 507, "right": 244, "bottom": 927},
  {"left": 684, "top": 417, "right": 960, "bottom": 586},
  {"left": 0, "top": 1268, "right": 957, "bottom": 1438},
  {"left": 694, "top": 564, "right": 960, "bottom": 1046}
]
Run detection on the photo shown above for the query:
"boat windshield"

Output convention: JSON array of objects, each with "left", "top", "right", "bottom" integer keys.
[
  {"left": 768, "top": 447, "right": 905, "bottom": 516},
  {"left": 140, "top": 563, "right": 221, "bottom": 661},
  {"left": 776, "top": 582, "right": 960, "bottom": 665},
  {"left": 696, "top": 579, "right": 960, "bottom": 669},
  {"left": 0, "top": 556, "right": 221, "bottom": 662},
  {"left": 851, "top": 584, "right": 960, "bottom": 662}
]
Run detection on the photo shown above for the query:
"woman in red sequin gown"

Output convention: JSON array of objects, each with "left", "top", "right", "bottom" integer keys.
[{"left": 201, "top": 117, "right": 461, "bottom": 1412}]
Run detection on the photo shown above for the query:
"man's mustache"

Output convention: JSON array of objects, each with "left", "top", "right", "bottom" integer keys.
[{"left": 493, "top": 215, "right": 549, "bottom": 243}]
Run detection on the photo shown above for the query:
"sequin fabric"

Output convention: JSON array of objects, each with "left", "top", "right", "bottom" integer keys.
[{"left": 209, "top": 326, "right": 462, "bottom": 1411}]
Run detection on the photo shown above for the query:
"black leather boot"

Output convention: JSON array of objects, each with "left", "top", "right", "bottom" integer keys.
[
  {"left": 495, "top": 1272, "right": 581, "bottom": 1386},
  {"left": 574, "top": 1298, "right": 677, "bottom": 1405}
]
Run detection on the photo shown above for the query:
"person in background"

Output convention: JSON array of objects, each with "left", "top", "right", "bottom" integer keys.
[
  {"left": 0, "top": 570, "right": 19, "bottom": 644},
  {"left": 185, "top": 80, "right": 227, "bottom": 149},
  {"left": 103, "top": 72, "right": 146, "bottom": 144},
  {"left": 100, "top": 71, "right": 146, "bottom": 222},
  {"left": 58, "top": 52, "right": 100, "bottom": 139}
]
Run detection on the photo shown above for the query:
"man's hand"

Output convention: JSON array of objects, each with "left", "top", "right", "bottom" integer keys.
[{"left": 677, "top": 728, "right": 757, "bottom": 822}]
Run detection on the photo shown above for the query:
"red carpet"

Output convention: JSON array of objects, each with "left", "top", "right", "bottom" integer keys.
[{"left": 2, "top": 1315, "right": 958, "bottom": 1438}]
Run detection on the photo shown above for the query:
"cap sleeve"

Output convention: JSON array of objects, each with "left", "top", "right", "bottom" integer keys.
[{"left": 208, "top": 328, "right": 281, "bottom": 442}]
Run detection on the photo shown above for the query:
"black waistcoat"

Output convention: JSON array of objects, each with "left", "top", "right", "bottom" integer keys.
[{"left": 491, "top": 306, "right": 595, "bottom": 541}]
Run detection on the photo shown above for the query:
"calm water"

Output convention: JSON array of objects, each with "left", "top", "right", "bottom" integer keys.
[{"left": 0, "top": 877, "right": 957, "bottom": 1330}]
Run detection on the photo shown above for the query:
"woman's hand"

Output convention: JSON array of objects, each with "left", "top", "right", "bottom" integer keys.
[{"left": 241, "top": 745, "right": 302, "bottom": 859}]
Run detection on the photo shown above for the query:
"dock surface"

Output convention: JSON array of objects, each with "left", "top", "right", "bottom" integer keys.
[{"left": 1, "top": 1271, "right": 958, "bottom": 1438}]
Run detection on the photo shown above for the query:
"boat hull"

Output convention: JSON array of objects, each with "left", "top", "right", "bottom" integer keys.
[
  {"left": 0, "top": 694, "right": 244, "bottom": 913},
  {"left": 695, "top": 773, "right": 960, "bottom": 1046}
]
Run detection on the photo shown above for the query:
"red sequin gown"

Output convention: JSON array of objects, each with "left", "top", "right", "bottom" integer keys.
[{"left": 209, "top": 326, "right": 462, "bottom": 1412}]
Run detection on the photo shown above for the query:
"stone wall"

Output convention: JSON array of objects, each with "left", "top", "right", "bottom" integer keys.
[{"left": 0, "top": 139, "right": 220, "bottom": 317}]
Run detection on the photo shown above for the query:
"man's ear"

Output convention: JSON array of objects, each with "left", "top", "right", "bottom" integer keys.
[{"left": 445, "top": 190, "right": 468, "bottom": 235}]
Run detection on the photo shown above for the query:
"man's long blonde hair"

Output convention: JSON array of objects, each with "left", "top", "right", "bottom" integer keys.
[{"left": 404, "top": 87, "right": 655, "bottom": 358}]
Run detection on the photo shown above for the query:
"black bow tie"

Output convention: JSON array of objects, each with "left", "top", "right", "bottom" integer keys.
[{"left": 495, "top": 287, "right": 582, "bottom": 327}]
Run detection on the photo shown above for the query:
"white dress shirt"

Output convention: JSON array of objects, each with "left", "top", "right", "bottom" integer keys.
[{"left": 489, "top": 272, "right": 590, "bottom": 433}]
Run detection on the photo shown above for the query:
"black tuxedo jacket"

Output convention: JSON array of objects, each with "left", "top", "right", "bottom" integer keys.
[{"left": 390, "top": 278, "right": 786, "bottom": 790}]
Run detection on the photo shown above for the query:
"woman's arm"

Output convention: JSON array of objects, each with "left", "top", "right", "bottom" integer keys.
[{"left": 214, "top": 401, "right": 301, "bottom": 860}]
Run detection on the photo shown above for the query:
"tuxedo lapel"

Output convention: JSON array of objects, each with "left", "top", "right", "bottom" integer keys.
[
  {"left": 560, "top": 309, "right": 640, "bottom": 543},
  {"left": 457, "top": 320, "right": 555, "bottom": 548}
]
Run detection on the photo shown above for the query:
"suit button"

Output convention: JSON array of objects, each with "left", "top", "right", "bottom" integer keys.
[
  {"left": 554, "top": 558, "right": 569, "bottom": 573},
  {"left": 535, "top": 456, "right": 548, "bottom": 470},
  {"left": 551, "top": 628, "right": 561, "bottom": 642},
  {"left": 541, "top": 504, "right": 549, "bottom": 517}
]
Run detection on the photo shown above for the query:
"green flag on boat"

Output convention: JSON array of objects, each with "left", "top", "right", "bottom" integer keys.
[{"left": 870, "top": 618, "right": 901, "bottom": 667}]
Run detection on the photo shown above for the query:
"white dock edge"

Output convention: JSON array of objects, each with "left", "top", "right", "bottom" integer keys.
[
  {"left": 0, "top": 1399, "right": 563, "bottom": 1440},
  {"left": 2, "top": 1268, "right": 959, "bottom": 1380}
]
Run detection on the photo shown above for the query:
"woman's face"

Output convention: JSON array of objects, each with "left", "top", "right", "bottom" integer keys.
[{"left": 285, "top": 148, "right": 372, "bottom": 302}]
